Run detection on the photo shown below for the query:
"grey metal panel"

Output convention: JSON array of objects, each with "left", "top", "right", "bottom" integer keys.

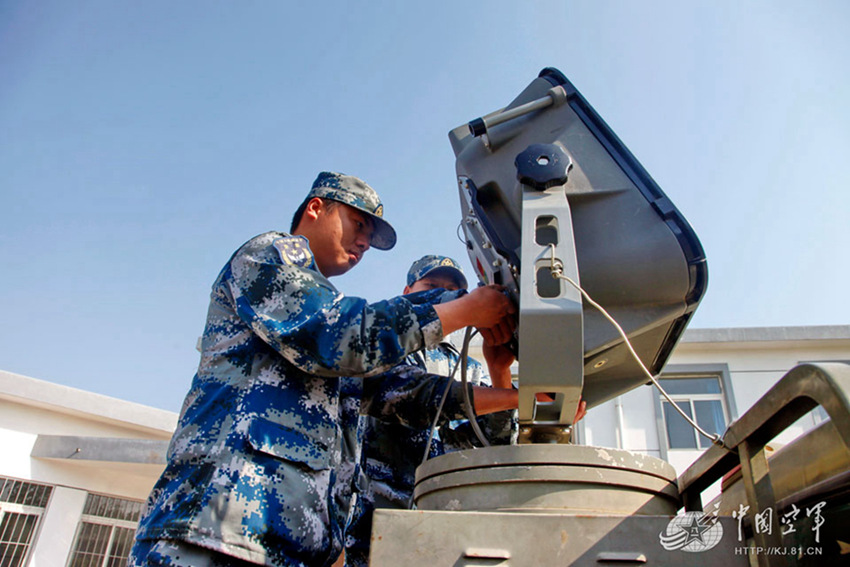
[
  {"left": 517, "top": 184, "right": 583, "bottom": 426},
  {"left": 710, "top": 419, "right": 850, "bottom": 516},
  {"left": 451, "top": 69, "right": 707, "bottom": 413},
  {"left": 370, "top": 510, "right": 746, "bottom": 567}
]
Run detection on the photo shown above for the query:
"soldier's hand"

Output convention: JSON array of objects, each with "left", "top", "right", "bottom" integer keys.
[
  {"left": 481, "top": 341, "right": 515, "bottom": 389},
  {"left": 478, "top": 315, "right": 516, "bottom": 346},
  {"left": 463, "top": 285, "right": 516, "bottom": 328},
  {"left": 433, "top": 284, "right": 515, "bottom": 336},
  {"left": 574, "top": 399, "right": 588, "bottom": 423}
]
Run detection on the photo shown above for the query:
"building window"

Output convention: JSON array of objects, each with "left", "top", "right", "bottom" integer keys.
[
  {"left": 0, "top": 476, "right": 53, "bottom": 567},
  {"left": 67, "top": 494, "right": 144, "bottom": 567},
  {"left": 659, "top": 375, "right": 729, "bottom": 450}
]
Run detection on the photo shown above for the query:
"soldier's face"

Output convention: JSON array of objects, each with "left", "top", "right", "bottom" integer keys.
[
  {"left": 311, "top": 202, "right": 374, "bottom": 277},
  {"left": 404, "top": 274, "right": 463, "bottom": 294}
]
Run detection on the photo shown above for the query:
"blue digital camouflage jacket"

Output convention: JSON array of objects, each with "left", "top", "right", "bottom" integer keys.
[
  {"left": 342, "top": 339, "right": 517, "bottom": 567},
  {"left": 131, "top": 232, "right": 453, "bottom": 567},
  {"left": 359, "top": 340, "right": 515, "bottom": 508}
]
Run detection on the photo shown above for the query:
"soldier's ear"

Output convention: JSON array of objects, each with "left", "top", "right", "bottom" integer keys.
[
  {"left": 303, "top": 198, "right": 325, "bottom": 222},
  {"left": 402, "top": 285, "right": 412, "bottom": 295}
]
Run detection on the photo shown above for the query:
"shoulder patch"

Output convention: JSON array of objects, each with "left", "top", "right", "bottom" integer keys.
[{"left": 273, "top": 236, "right": 314, "bottom": 268}]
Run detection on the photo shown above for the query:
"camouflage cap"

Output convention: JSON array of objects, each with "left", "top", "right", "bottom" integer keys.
[
  {"left": 307, "top": 172, "right": 397, "bottom": 250},
  {"left": 406, "top": 255, "right": 468, "bottom": 289}
]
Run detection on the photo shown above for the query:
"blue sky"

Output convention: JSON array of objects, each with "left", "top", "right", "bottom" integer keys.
[{"left": 2, "top": 1, "right": 848, "bottom": 412}]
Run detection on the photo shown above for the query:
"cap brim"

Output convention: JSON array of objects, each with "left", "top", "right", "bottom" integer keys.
[{"left": 368, "top": 215, "right": 397, "bottom": 250}]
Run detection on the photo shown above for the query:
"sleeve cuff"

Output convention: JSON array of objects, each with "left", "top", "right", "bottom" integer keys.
[{"left": 440, "top": 380, "right": 477, "bottom": 421}]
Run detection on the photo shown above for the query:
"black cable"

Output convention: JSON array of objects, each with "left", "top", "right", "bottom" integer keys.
[{"left": 459, "top": 326, "right": 490, "bottom": 447}]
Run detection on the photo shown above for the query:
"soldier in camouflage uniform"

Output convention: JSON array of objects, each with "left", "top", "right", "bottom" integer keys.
[
  {"left": 128, "top": 172, "right": 515, "bottom": 567},
  {"left": 342, "top": 255, "right": 519, "bottom": 567}
]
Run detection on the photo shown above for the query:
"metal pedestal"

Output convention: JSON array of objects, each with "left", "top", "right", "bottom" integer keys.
[{"left": 370, "top": 445, "right": 747, "bottom": 566}]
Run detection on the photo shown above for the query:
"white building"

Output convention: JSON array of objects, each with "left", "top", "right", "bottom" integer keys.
[
  {"left": 0, "top": 371, "right": 176, "bottom": 566},
  {"left": 1, "top": 325, "right": 848, "bottom": 566},
  {"left": 577, "top": 325, "right": 849, "bottom": 480}
]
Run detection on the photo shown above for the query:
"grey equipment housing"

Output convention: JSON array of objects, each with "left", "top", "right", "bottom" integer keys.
[{"left": 452, "top": 67, "right": 707, "bottom": 436}]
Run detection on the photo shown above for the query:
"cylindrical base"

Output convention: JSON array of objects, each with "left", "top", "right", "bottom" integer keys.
[{"left": 414, "top": 444, "right": 680, "bottom": 516}]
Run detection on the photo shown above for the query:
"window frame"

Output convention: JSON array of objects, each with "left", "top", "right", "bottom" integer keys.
[
  {"left": 0, "top": 477, "right": 53, "bottom": 567},
  {"left": 653, "top": 363, "right": 737, "bottom": 461},
  {"left": 66, "top": 493, "right": 144, "bottom": 567}
]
